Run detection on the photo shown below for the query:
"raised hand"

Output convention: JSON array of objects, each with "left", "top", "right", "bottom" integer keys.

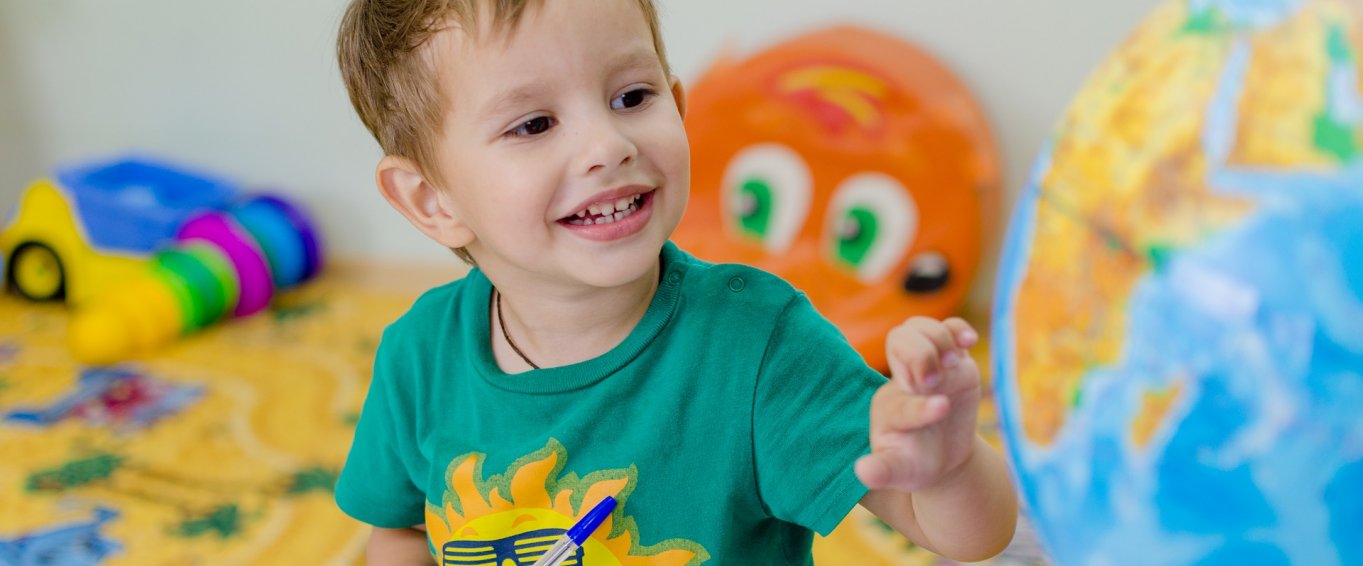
[{"left": 855, "top": 316, "right": 982, "bottom": 492}]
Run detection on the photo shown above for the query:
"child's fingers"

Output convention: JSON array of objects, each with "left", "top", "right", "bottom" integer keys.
[
  {"left": 943, "top": 317, "right": 979, "bottom": 349},
  {"left": 888, "top": 319, "right": 965, "bottom": 395},
  {"left": 907, "top": 316, "right": 960, "bottom": 358},
  {"left": 886, "top": 323, "right": 943, "bottom": 392},
  {"left": 872, "top": 386, "right": 949, "bottom": 433}
]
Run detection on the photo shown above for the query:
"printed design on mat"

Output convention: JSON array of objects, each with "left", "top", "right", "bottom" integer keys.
[
  {"left": 0, "top": 507, "right": 121, "bottom": 565},
  {"left": 3, "top": 366, "right": 201, "bottom": 429},
  {"left": 425, "top": 439, "right": 709, "bottom": 565}
]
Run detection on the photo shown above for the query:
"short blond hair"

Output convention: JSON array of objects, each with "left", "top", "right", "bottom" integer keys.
[{"left": 337, "top": 0, "right": 670, "bottom": 263}]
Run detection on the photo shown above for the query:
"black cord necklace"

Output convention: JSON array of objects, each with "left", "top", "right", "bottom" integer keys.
[{"left": 495, "top": 290, "right": 540, "bottom": 370}]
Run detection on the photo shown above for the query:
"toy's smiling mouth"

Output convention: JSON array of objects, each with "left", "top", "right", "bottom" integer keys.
[{"left": 561, "top": 190, "right": 654, "bottom": 226}]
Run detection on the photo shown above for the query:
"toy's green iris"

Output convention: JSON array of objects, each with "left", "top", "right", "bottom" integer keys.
[
  {"left": 835, "top": 206, "right": 879, "bottom": 267},
  {"left": 735, "top": 178, "right": 774, "bottom": 239}
]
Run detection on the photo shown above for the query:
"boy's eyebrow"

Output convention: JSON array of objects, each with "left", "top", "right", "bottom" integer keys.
[
  {"left": 478, "top": 49, "right": 661, "bottom": 121},
  {"left": 480, "top": 81, "right": 552, "bottom": 121},
  {"left": 608, "top": 49, "right": 663, "bottom": 76}
]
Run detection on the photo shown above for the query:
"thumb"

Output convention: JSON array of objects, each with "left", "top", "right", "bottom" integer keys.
[
  {"left": 854, "top": 453, "right": 894, "bottom": 490},
  {"left": 856, "top": 449, "right": 938, "bottom": 492}
]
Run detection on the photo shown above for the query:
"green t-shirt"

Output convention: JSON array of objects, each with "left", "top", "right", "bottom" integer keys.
[{"left": 336, "top": 242, "right": 886, "bottom": 565}]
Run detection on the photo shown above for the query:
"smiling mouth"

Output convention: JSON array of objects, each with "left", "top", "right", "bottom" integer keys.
[{"left": 561, "top": 190, "right": 654, "bottom": 226}]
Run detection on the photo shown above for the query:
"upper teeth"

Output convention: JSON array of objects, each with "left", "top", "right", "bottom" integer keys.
[
  {"left": 568, "top": 194, "right": 643, "bottom": 225},
  {"left": 581, "top": 195, "right": 638, "bottom": 218}
]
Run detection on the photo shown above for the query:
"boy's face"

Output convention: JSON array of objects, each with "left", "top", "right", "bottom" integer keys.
[{"left": 428, "top": 0, "right": 689, "bottom": 290}]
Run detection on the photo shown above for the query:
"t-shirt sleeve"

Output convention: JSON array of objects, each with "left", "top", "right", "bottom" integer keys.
[
  {"left": 751, "top": 293, "right": 886, "bottom": 536},
  {"left": 334, "top": 326, "right": 428, "bottom": 529}
]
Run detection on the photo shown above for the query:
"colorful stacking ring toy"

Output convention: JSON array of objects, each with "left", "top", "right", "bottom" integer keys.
[
  {"left": 66, "top": 188, "right": 322, "bottom": 365},
  {"left": 175, "top": 211, "right": 273, "bottom": 317}
]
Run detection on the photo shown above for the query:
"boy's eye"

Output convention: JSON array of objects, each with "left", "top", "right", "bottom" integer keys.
[
  {"left": 611, "top": 88, "right": 655, "bottom": 110},
  {"left": 508, "top": 116, "right": 556, "bottom": 137}
]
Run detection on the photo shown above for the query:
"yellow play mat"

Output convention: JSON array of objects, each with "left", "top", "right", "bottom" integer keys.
[{"left": 0, "top": 263, "right": 1047, "bottom": 565}]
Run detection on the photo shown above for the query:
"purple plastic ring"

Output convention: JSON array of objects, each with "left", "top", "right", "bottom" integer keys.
[{"left": 175, "top": 211, "right": 274, "bottom": 317}]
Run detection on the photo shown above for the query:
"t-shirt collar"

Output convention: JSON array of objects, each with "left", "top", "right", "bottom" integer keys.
[{"left": 465, "top": 241, "right": 688, "bottom": 394}]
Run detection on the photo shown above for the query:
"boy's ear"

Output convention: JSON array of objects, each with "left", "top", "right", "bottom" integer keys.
[
  {"left": 669, "top": 75, "right": 686, "bottom": 119},
  {"left": 375, "top": 156, "right": 476, "bottom": 249}
]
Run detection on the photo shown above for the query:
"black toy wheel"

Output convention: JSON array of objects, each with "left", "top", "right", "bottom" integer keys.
[{"left": 7, "top": 242, "right": 67, "bottom": 302}]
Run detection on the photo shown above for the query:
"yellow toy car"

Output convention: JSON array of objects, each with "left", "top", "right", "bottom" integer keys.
[{"left": 1, "top": 157, "right": 323, "bottom": 363}]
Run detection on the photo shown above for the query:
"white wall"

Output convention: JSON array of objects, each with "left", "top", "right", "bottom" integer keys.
[{"left": 0, "top": 0, "right": 1158, "bottom": 279}]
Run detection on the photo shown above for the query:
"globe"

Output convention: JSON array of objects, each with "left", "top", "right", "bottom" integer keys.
[{"left": 992, "top": 1, "right": 1363, "bottom": 564}]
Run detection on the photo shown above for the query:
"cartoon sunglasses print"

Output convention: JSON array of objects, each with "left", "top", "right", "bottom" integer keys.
[{"left": 441, "top": 528, "right": 584, "bottom": 566}]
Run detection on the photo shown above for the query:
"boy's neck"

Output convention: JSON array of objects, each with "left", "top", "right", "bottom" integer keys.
[{"left": 489, "top": 261, "right": 661, "bottom": 373}]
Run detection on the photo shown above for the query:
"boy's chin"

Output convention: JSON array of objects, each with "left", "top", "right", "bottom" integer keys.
[
  {"left": 558, "top": 239, "right": 669, "bottom": 288},
  {"left": 567, "top": 253, "right": 663, "bottom": 289}
]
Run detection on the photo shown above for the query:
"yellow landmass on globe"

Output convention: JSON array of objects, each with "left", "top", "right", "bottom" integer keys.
[
  {"left": 1012, "top": 0, "right": 1362, "bottom": 446},
  {"left": 1130, "top": 381, "right": 1184, "bottom": 449},
  {"left": 1235, "top": 2, "right": 1363, "bottom": 167}
]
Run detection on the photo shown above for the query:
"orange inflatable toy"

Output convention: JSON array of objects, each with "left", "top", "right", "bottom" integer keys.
[{"left": 674, "top": 26, "right": 1001, "bottom": 372}]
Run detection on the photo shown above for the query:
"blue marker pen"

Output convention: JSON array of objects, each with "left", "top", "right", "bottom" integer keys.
[{"left": 530, "top": 496, "right": 617, "bottom": 566}]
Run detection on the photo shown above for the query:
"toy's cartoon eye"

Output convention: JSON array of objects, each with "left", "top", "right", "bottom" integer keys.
[
  {"left": 721, "top": 144, "right": 812, "bottom": 252},
  {"left": 902, "top": 251, "right": 951, "bottom": 293},
  {"left": 824, "top": 172, "right": 917, "bottom": 282}
]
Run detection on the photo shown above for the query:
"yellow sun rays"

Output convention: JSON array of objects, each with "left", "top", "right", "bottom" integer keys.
[{"left": 425, "top": 440, "right": 708, "bottom": 565}]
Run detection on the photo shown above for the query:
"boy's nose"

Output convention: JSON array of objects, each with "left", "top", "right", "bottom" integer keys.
[{"left": 579, "top": 119, "right": 638, "bottom": 175}]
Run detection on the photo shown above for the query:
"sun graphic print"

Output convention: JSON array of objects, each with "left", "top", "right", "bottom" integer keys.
[{"left": 425, "top": 439, "right": 709, "bottom": 566}]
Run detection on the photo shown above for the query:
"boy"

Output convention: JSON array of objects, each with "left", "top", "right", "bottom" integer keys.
[{"left": 333, "top": 0, "right": 1018, "bottom": 564}]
